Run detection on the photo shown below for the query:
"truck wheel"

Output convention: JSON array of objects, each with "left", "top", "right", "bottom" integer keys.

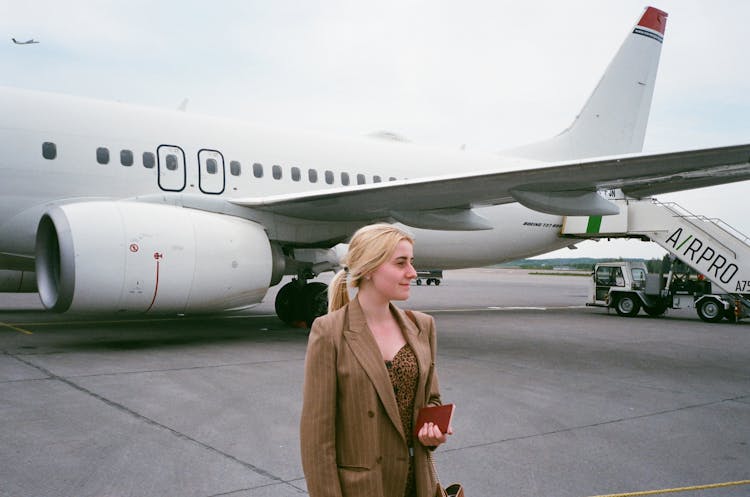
[
  {"left": 614, "top": 294, "right": 641, "bottom": 317},
  {"left": 644, "top": 303, "right": 667, "bottom": 317},
  {"left": 434, "top": 279, "right": 441, "bottom": 286},
  {"left": 697, "top": 299, "right": 723, "bottom": 323}
]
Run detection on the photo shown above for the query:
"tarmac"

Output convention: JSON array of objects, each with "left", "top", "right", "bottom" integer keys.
[{"left": 1, "top": 268, "right": 748, "bottom": 497}]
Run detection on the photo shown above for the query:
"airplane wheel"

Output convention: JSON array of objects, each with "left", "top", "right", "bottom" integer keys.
[
  {"left": 275, "top": 281, "right": 303, "bottom": 326},
  {"left": 614, "top": 294, "right": 640, "bottom": 317},
  {"left": 697, "top": 299, "right": 723, "bottom": 323},
  {"left": 301, "top": 282, "right": 328, "bottom": 327},
  {"left": 275, "top": 281, "right": 329, "bottom": 327}
]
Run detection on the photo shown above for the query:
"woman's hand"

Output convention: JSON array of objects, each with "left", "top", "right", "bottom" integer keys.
[{"left": 417, "top": 422, "right": 453, "bottom": 448}]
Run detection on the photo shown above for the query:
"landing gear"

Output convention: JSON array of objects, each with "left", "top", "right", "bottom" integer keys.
[{"left": 274, "top": 279, "right": 329, "bottom": 328}]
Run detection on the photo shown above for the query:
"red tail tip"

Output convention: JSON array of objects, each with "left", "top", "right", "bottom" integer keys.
[{"left": 639, "top": 6, "right": 668, "bottom": 35}]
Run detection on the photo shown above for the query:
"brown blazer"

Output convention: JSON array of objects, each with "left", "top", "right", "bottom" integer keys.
[{"left": 300, "top": 297, "right": 442, "bottom": 497}]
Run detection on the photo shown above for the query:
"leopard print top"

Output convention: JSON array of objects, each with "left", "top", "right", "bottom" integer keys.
[{"left": 386, "top": 344, "right": 419, "bottom": 497}]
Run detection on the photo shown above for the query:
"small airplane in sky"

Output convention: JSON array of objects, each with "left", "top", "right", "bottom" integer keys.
[
  {"left": 11, "top": 38, "right": 39, "bottom": 45},
  {"left": 0, "top": 6, "right": 748, "bottom": 326}
]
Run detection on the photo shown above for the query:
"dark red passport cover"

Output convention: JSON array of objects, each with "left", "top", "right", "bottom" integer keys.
[{"left": 414, "top": 403, "right": 454, "bottom": 437}]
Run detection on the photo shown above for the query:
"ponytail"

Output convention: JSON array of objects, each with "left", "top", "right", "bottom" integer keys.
[{"left": 327, "top": 269, "right": 350, "bottom": 313}]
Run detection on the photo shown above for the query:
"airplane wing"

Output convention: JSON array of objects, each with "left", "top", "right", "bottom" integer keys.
[{"left": 230, "top": 143, "right": 750, "bottom": 230}]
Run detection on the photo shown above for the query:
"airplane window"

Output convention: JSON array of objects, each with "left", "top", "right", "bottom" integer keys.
[
  {"left": 272, "top": 165, "right": 282, "bottom": 180},
  {"left": 143, "top": 152, "right": 155, "bottom": 169},
  {"left": 325, "top": 170, "right": 334, "bottom": 185},
  {"left": 206, "top": 158, "right": 218, "bottom": 174},
  {"left": 341, "top": 172, "right": 350, "bottom": 186},
  {"left": 389, "top": 177, "right": 397, "bottom": 181},
  {"left": 42, "top": 142, "right": 56, "bottom": 160},
  {"left": 253, "top": 162, "right": 263, "bottom": 178},
  {"left": 373, "top": 175, "right": 382, "bottom": 183},
  {"left": 357, "top": 174, "right": 366, "bottom": 185},
  {"left": 230, "top": 161, "right": 241, "bottom": 176},
  {"left": 308, "top": 169, "right": 318, "bottom": 183},
  {"left": 120, "top": 150, "right": 134, "bottom": 167},
  {"left": 96, "top": 147, "right": 110, "bottom": 165},
  {"left": 291, "top": 166, "right": 301, "bottom": 181},
  {"left": 166, "top": 154, "right": 178, "bottom": 171}
]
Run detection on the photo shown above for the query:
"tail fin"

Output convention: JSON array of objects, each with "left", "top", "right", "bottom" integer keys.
[{"left": 505, "top": 6, "right": 668, "bottom": 161}]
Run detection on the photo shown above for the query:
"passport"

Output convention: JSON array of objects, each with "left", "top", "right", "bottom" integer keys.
[{"left": 414, "top": 403, "right": 454, "bottom": 437}]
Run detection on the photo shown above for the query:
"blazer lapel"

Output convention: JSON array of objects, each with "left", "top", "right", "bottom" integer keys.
[
  {"left": 343, "top": 298, "right": 405, "bottom": 441},
  {"left": 396, "top": 306, "right": 432, "bottom": 409}
]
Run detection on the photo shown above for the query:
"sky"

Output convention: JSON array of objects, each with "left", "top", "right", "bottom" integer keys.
[{"left": 2, "top": 0, "right": 749, "bottom": 260}]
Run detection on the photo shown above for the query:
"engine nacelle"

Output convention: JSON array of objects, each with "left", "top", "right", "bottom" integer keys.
[{"left": 35, "top": 201, "right": 273, "bottom": 313}]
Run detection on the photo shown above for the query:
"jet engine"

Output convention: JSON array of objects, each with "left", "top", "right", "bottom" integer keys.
[
  {"left": 35, "top": 201, "right": 274, "bottom": 313},
  {"left": 0, "top": 270, "right": 37, "bottom": 292}
]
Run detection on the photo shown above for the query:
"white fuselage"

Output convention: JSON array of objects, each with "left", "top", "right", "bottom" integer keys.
[{"left": 0, "top": 87, "right": 571, "bottom": 274}]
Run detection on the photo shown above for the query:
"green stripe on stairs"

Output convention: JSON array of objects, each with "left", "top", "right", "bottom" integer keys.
[{"left": 586, "top": 216, "right": 603, "bottom": 234}]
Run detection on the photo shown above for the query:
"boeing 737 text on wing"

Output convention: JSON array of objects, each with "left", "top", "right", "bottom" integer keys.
[{"left": 1, "top": 6, "right": 749, "bottom": 325}]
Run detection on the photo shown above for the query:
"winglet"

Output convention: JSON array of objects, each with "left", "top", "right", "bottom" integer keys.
[{"left": 638, "top": 7, "right": 668, "bottom": 36}]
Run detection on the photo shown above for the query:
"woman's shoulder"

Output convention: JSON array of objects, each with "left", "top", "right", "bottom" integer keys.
[{"left": 311, "top": 304, "right": 348, "bottom": 335}]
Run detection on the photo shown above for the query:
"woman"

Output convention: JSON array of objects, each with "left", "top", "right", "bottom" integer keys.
[{"left": 300, "top": 223, "right": 451, "bottom": 497}]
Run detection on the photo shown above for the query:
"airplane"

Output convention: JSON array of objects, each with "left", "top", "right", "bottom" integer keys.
[
  {"left": 1, "top": 6, "right": 749, "bottom": 326},
  {"left": 11, "top": 38, "right": 39, "bottom": 45}
]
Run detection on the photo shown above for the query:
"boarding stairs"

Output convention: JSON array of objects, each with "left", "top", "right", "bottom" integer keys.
[{"left": 562, "top": 198, "right": 750, "bottom": 312}]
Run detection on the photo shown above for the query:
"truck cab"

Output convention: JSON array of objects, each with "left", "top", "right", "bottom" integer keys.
[{"left": 592, "top": 261, "right": 645, "bottom": 302}]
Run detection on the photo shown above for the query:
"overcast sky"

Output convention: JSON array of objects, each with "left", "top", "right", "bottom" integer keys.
[{"left": 3, "top": 0, "right": 749, "bottom": 260}]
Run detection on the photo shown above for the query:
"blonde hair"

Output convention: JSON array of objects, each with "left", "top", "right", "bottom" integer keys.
[{"left": 328, "top": 224, "right": 414, "bottom": 313}]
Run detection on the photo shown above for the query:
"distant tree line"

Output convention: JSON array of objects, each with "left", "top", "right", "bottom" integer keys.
[{"left": 503, "top": 258, "right": 663, "bottom": 272}]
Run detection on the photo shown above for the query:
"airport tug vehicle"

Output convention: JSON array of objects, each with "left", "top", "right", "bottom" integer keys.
[
  {"left": 564, "top": 195, "right": 750, "bottom": 323},
  {"left": 587, "top": 259, "right": 747, "bottom": 322},
  {"left": 415, "top": 270, "right": 443, "bottom": 286}
]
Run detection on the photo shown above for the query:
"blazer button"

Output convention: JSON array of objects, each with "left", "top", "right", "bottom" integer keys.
[{"left": 368, "top": 410, "right": 375, "bottom": 418}]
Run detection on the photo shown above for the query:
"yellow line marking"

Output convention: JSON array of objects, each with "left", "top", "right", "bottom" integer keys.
[
  {"left": 0, "top": 321, "right": 34, "bottom": 335},
  {"left": 422, "top": 305, "right": 589, "bottom": 314},
  {"left": 0, "top": 313, "right": 279, "bottom": 328},
  {"left": 587, "top": 479, "right": 750, "bottom": 497}
]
